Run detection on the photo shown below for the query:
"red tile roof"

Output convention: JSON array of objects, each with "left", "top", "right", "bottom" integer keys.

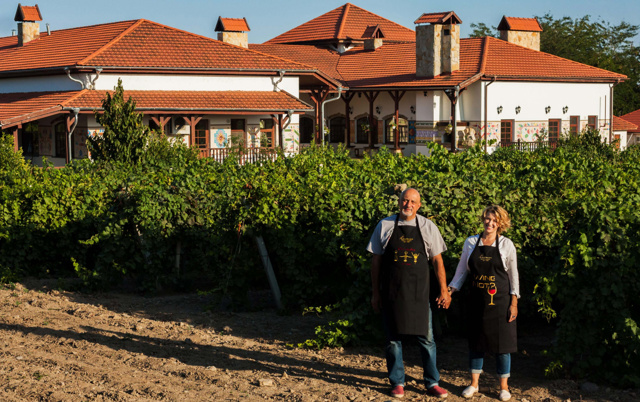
[
  {"left": 250, "top": 44, "right": 344, "bottom": 81},
  {"left": 265, "top": 3, "right": 415, "bottom": 44},
  {"left": 619, "top": 109, "right": 640, "bottom": 132},
  {"left": 82, "top": 20, "right": 314, "bottom": 71},
  {"left": 215, "top": 17, "right": 250, "bottom": 32},
  {"left": 255, "top": 35, "right": 624, "bottom": 89},
  {"left": 498, "top": 17, "right": 542, "bottom": 32},
  {"left": 0, "top": 91, "right": 83, "bottom": 126},
  {"left": 414, "top": 12, "right": 462, "bottom": 25},
  {"left": 14, "top": 4, "right": 42, "bottom": 22},
  {"left": 481, "top": 36, "right": 624, "bottom": 81},
  {"left": 613, "top": 115, "right": 638, "bottom": 131},
  {"left": 67, "top": 90, "right": 313, "bottom": 112},
  {"left": 0, "top": 90, "right": 312, "bottom": 128},
  {"left": 0, "top": 20, "right": 139, "bottom": 73},
  {"left": 0, "top": 19, "right": 317, "bottom": 74}
]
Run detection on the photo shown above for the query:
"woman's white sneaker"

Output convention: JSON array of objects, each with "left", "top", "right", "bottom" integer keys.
[
  {"left": 461, "top": 385, "right": 478, "bottom": 398},
  {"left": 498, "top": 389, "right": 511, "bottom": 401}
]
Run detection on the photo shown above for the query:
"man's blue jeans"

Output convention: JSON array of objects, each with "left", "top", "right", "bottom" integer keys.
[{"left": 383, "top": 306, "right": 440, "bottom": 388}]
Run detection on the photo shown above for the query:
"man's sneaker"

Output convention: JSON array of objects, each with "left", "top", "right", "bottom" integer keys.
[
  {"left": 461, "top": 385, "right": 478, "bottom": 398},
  {"left": 427, "top": 385, "right": 448, "bottom": 398},
  {"left": 498, "top": 389, "right": 511, "bottom": 401},
  {"left": 390, "top": 385, "right": 404, "bottom": 398}
]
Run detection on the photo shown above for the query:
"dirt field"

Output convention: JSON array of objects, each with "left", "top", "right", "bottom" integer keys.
[{"left": 0, "top": 280, "right": 637, "bottom": 401}]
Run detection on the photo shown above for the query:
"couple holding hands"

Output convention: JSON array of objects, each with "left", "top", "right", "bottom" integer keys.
[{"left": 368, "top": 188, "right": 518, "bottom": 401}]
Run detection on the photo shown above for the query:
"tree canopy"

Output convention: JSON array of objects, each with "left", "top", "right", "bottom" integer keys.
[
  {"left": 469, "top": 14, "right": 640, "bottom": 115},
  {"left": 86, "top": 79, "right": 150, "bottom": 164}
]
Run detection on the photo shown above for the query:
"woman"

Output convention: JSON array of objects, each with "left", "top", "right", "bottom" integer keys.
[{"left": 449, "top": 205, "right": 519, "bottom": 401}]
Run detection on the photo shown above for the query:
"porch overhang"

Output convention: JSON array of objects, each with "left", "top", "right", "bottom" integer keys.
[{"left": 0, "top": 89, "right": 313, "bottom": 129}]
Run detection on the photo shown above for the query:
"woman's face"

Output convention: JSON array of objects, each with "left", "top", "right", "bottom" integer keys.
[{"left": 483, "top": 212, "right": 499, "bottom": 235}]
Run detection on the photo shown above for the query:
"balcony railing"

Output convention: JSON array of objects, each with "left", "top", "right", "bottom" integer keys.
[
  {"left": 198, "top": 147, "right": 278, "bottom": 164},
  {"left": 500, "top": 139, "right": 558, "bottom": 151}
]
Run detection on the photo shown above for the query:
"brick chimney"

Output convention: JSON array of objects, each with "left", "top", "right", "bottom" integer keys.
[
  {"left": 415, "top": 11, "right": 462, "bottom": 78},
  {"left": 497, "top": 16, "right": 542, "bottom": 51},
  {"left": 15, "top": 3, "right": 42, "bottom": 46},
  {"left": 215, "top": 17, "right": 250, "bottom": 48},
  {"left": 363, "top": 25, "right": 384, "bottom": 50}
]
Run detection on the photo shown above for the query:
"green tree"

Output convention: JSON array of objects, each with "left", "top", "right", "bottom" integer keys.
[
  {"left": 537, "top": 14, "right": 640, "bottom": 115},
  {"left": 86, "top": 79, "right": 150, "bottom": 164},
  {"left": 469, "top": 22, "right": 497, "bottom": 38}
]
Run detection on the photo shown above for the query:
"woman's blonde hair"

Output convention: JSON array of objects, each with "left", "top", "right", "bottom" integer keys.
[{"left": 481, "top": 205, "right": 511, "bottom": 234}]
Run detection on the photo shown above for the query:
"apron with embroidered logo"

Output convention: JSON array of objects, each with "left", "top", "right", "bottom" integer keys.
[
  {"left": 467, "top": 234, "right": 517, "bottom": 353},
  {"left": 381, "top": 215, "right": 430, "bottom": 336}
]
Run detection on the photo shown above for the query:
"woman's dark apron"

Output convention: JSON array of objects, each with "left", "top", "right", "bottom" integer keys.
[
  {"left": 467, "top": 234, "right": 517, "bottom": 353},
  {"left": 381, "top": 215, "right": 430, "bottom": 336}
]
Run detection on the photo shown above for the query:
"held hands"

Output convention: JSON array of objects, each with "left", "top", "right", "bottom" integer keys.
[{"left": 436, "top": 288, "right": 452, "bottom": 309}]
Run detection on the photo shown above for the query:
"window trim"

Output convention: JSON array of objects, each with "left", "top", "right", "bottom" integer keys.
[
  {"left": 500, "top": 119, "right": 514, "bottom": 144},
  {"left": 569, "top": 115, "right": 580, "bottom": 134},
  {"left": 328, "top": 115, "right": 346, "bottom": 143},
  {"left": 548, "top": 119, "right": 561, "bottom": 142},
  {"left": 384, "top": 116, "right": 409, "bottom": 144}
]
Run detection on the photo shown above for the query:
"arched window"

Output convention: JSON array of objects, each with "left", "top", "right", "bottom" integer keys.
[
  {"left": 329, "top": 116, "right": 346, "bottom": 143},
  {"left": 356, "top": 117, "right": 370, "bottom": 144},
  {"left": 384, "top": 117, "right": 409, "bottom": 144},
  {"left": 299, "top": 116, "right": 314, "bottom": 143}
]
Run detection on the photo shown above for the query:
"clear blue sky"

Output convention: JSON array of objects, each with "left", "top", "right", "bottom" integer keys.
[{"left": 2, "top": 0, "right": 639, "bottom": 43}]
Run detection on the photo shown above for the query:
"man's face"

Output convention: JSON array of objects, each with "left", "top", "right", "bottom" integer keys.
[{"left": 398, "top": 189, "right": 421, "bottom": 220}]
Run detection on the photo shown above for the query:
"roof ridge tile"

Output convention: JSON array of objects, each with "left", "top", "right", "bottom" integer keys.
[{"left": 336, "top": 3, "right": 350, "bottom": 40}]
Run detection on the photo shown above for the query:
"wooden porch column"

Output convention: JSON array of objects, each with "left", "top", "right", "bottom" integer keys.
[
  {"left": 310, "top": 88, "right": 329, "bottom": 144},
  {"left": 342, "top": 92, "right": 355, "bottom": 147},
  {"left": 66, "top": 114, "right": 77, "bottom": 164},
  {"left": 388, "top": 90, "right": 406, "bottom": 151},
  {"left": 364, "top": 91, "right": 380, "bottom": 149},
  {"left": 183, "top": 116, "right": 202, "bottom": 147},
  {"left": 444, "top": 88, "right": 465, "bottom": 152},
  {"left": 12, "top": 127, "right": 19, "bottom": 152},
  {"left": 150, "top": 116, "right": 172, "bottom": 135}
]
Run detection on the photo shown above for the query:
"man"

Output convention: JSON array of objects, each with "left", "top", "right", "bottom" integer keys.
[{"left": 367, "top": 188, "right": 451, "bottom": 399}]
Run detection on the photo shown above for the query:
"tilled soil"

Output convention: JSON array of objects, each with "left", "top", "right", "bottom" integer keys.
[{"left": 0, "top": 280, "right": 637, "bottom": 401}]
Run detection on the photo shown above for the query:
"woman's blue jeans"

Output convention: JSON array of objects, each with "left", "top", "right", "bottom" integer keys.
[
  {"left": 469, "top": 350, "right": 511, "bottom": 378},
  {"left": 383, "top": 307, "right": 440, "bottom": 388}
]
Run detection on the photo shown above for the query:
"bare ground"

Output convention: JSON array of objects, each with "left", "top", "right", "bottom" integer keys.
[{"left": 0, "top": 279, "right": 637, "bottom": 401}]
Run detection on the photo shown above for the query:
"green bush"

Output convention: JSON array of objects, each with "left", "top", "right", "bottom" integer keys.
[{"left": 0, "top": 132, "right": 638, "bottom": 386}]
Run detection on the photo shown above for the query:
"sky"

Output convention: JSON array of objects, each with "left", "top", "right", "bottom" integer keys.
[{"left": 2, "top": 0, "right": 640, "bottom": 44}]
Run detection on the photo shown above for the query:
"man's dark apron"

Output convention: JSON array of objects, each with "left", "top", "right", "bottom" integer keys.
[
  {"left": 381, "top": 215, "right": 430, "bottom": 336},
  {"left": 467, "top": 234, "right": 517, "bottom": 353}
]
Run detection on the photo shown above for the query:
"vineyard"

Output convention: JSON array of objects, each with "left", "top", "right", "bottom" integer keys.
[{"left": 1, "top": 129, "right": 639, "bottom": 387}]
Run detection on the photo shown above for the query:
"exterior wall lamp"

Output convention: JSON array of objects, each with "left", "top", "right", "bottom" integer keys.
[
  {"left": 376, "top": 106, "right": 381, "bottom": 114},
  {"left": 410, "top": 105, "right": 416, "bottom": 114},
  {"left": 563, "top": 106, "right": 569, "bottom": 114},
  {"left": 515, "top": 106, "right": 521, "bottom": 114},
  {"left": 545, "top": 106, "right": 551, "bottom": 114},
  {"left": 497, "top": 106, "right": 503, "bottom": 114},
  {"left": 423, "top": 91, "right": 428, "bottom": 97},
  {"left": 349, "top": 106, "right": 353, "bottom": 115}
]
